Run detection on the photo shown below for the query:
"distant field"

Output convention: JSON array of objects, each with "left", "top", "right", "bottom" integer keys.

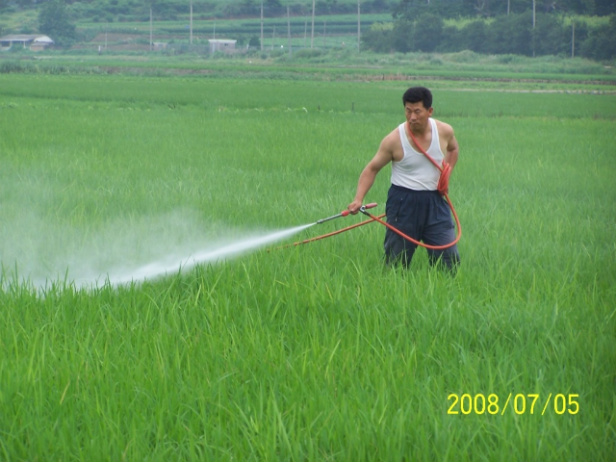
[
  {"left": 0, "top": 74, "right": 614, "bottom": 461},
  {"left": 2, "top": 50, "right": 615, "bottom": 93},
  {"left": 73, "top": 12, "right": 390, "bottom": 52}
]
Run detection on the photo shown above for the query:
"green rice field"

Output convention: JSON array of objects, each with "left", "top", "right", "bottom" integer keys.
[{"left": 0, "top": 72, "right": 615, "bottom": 461}]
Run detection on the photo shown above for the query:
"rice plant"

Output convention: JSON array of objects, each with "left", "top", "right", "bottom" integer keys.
[{"left": 0, "top": 74, "right": 614, "bottom": 461}]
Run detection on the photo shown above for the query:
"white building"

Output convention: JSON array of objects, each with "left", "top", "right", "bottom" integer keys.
[
  {"left": 208, "top": 39, "right": 237, "bottom": 54},
  {"left": 0, "top": 34, "right": 54, "bottom": 51}
]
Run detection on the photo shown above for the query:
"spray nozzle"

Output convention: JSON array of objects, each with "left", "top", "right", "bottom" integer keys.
[{"left": 317, "top": 203, "right": 377, "bottom": 224}]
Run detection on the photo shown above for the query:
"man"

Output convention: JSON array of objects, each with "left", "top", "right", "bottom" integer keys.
[{"left": 347, "top": 86, "right": 460, "bottom": 270}]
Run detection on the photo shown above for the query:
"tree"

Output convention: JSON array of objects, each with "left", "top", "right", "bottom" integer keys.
[
  {"left": 533, "top": 13, "right": 568, "bottom": 56},
  {"left": 452, "top": 19, "right": 490, "bottom": 53},
  {"left": 362, "top": 22, "right": 395, "bottom": 52},
  {"left": 391, "top": 18, "right": 414, "bottom": 52},
  {"left": 580, "top": 14, "right": 616, "bottom": 60},
  {"left": 38, "top": 0, "right": 77, "bottom": 46},
  {"left": 595, "top": 0, "right": 616, "bottom": 15},
  {"left": 486, "top": 12, "right": 533, "bottom": 55},
  {"left": 248, "top": 35, "right": 261, "bottom": 49},
  {"left": 412, "top": 12, "right": 444, "bottom": 52},
  {"left": 264, "top": 0, "right": 284, "bottom": 16}
]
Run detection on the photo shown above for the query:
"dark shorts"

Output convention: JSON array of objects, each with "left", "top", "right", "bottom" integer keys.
[{"left": 384, "top": 184, "right": 460, "bottom": 269}]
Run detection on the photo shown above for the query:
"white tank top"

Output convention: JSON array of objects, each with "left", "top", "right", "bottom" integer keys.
[{"left": 391, "top": 118, "right": 444, "bottom": 191}]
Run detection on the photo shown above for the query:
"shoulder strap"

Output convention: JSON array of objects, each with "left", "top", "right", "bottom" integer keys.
[{"left": 405, "top": 121, "right": 443, "bottom": 173}]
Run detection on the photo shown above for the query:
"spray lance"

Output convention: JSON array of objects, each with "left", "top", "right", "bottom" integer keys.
[
  {"left": 284, "top": 197, "right": 461, "bottom": 250},
  {"left": 278, "top": 203, "right": 385, "bottom": 248},
  {"left": 315, "top": 202, "right": 378, "bottom": 224}
]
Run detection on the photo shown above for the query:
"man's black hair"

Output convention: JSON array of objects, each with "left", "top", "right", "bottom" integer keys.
[{"left": 402, "top": 87, "right": 432, "bottom": 109}]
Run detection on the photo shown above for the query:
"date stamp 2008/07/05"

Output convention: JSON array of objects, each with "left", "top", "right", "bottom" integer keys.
[{"left": 447, "top": 393, "right": 579, "bottom": 416}]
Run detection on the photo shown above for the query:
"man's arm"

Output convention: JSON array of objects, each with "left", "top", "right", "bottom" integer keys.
[
  {"left": 348, "top": 133, "right": 395, "bottom": 213},
  {"left": 440, "top": 122, "right": 459, "bottom": 169},
  {"left": 446, "top": 134, "right": 459, "bottom": 169}
]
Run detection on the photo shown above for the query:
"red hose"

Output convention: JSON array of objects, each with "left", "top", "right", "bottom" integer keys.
[
  {"left": 284, "top": 198, "right": 460, "bottom": 250},
  {"left": 361, "top": 194, "right": 461, "bottom": 250},
  {"left": 374, "top": 122, "right": 461, "bottom": 249}
]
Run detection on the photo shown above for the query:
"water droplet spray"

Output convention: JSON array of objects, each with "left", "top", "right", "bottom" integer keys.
[{"left": 104, "top": 222, "right": 315, "bottom": 286}]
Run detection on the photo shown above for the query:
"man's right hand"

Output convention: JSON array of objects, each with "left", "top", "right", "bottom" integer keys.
[{"left": 347, "top": 200, "right": 363, "bottom": 214}]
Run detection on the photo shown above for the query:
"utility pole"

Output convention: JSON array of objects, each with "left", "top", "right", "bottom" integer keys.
[
  {"left": 149, "top": 6, "right": 153, "bottom": 51},
  {"left": 310, "top": 0, "right": 315, "bottom": 48},
  {"left": 323, "top": 21, "right": 326, "bottom": 48},
  {"left": 287, "top": 5, "right": 292, "bottom": 56},
  {"left": 357, "top": 0, "right": 361, "bottom": 52},
  {"left": 189, "top": 0, "right": 193, "bottom": 45},
  {"left": 571, "top": 21, "right": 575, "bottom": 58},
  {"left": 260, "top": 1, "right": 264, "bottom": 51},
  {"left": 532, "top": 0, "right": 536, "bottom": 57},
  {"left": 532, "top": 0, "right": 536, "bottom": 29}
]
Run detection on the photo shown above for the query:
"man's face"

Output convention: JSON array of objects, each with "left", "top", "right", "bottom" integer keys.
[{"left": 404, "top": 101, "right": 433, "bottom": 128}]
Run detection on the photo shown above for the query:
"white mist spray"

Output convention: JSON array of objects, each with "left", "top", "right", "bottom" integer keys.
[
  {"left": 104, "top": 222, "right": 315, "bottom": 287},
  {"left": 1, "top": 205, "right": 316, "bottom": 291}
]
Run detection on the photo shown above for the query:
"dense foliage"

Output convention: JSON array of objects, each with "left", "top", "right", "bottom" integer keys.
[
  {"left": 37, "top": 0, "right": 77, "bottom": 45},
  {"left": 3, "top": 0, "right": 614, "bottom": 20},
  {"left": 392, "top": 0, "right": 615, "bottom": 19},
  {"left": 363, "top": 12, "right": 616, "bottom": 59}
]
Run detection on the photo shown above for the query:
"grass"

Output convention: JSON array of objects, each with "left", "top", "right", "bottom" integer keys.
[
  {"left": 2, "top": 50, "right": 615, "bottom": 91},
  {"left": 0, "top": 73, "right": 615, "bottom": 461}
]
